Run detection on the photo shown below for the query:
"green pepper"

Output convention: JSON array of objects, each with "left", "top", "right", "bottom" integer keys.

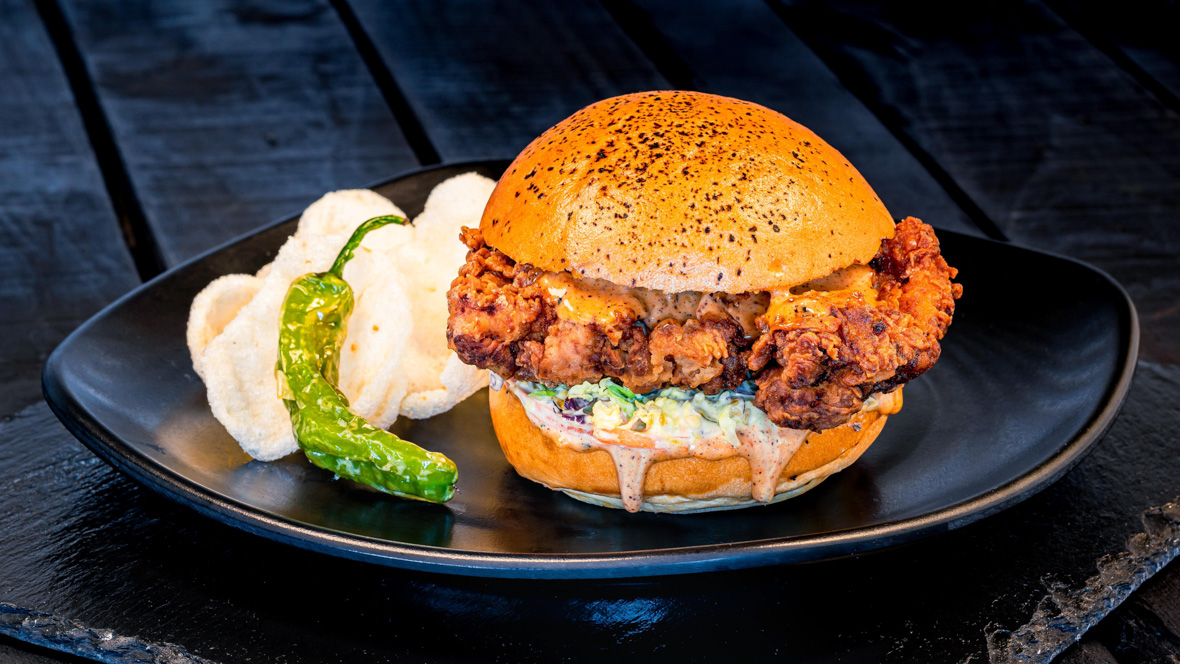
[{"left": 276, "top": 215, "right": 458, "bottom": 503}]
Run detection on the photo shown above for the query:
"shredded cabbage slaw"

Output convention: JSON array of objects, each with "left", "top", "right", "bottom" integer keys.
[{"left": 511, "top": 378, "right": 776, "bottom": 448}]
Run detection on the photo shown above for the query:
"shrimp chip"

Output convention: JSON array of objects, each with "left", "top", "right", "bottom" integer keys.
[
  {"left": 200, "top": 234, "right": 346, "bottom": 461},
  {"left": 191, "top": 180, "right": 492, "bottom": 461},
  {"left": 400, "top": 354, "right": 489, "bottom": 419},
  {"left": 337, "top": 254, "right": 413, "bottom": 429},
  {"left": 187, "top": 274, "right": 262, "bottom": 380},
  {"left": 392, "top": 173, "right": 495, "bottom": 417}
]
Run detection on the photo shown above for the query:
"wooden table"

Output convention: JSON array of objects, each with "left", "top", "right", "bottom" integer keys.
[{"left": 2, "top": 1, "right": 1178, "bottom": 662}]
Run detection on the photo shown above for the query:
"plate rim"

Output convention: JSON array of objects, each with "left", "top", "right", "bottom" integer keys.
[{"left": 41, "top": 160, "right": 1141, "bottom": 579}]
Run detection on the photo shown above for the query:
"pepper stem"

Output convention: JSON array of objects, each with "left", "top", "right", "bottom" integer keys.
[{"left": 328, "top": 215, "right": 407, "bottom": 277}]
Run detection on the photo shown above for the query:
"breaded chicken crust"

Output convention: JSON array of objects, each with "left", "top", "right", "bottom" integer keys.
[{"left": 447, "top": 218, "right": 960, "bottom": 431}]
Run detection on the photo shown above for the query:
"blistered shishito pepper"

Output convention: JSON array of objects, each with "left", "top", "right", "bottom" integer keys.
[{"left": 276, "top": 216, "right": 458, "bottom": 503}]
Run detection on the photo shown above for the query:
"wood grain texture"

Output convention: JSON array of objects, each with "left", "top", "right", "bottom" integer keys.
[
  {"left": 606, "top": 0, "right": 981, "bottom": 236},
  {"left": 1050, "top": 0, "right": 1180, "bottom": 110},
  {"left": 0, "top": 0, "right": 138, "bottom": 417},
  {"left": 55, "top": 0, "right": 419, "bottom": 265},
  {"left": 1089, "top": 564, "right": 1180, "bottom": 663},
  {"left": 343, "top": 0, "right": 669, "bottom": 160},
  {"left": 0, "top": 636, "right": 90, "bottom": 664},
  {"left": 1136, "top": 562, "right": 1180, "bottom": 639},
  {"left": 773, "top": 0, "right": 1180, "bottom": 365},
  {"left": 1059, "top": 637, "right": 1122, "bottom": 664}
]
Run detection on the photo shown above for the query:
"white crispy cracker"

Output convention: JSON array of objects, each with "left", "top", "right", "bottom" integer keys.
[
  {"left": 187, "top": 274, "right": 262, "bottom": 380},
  {"left": 392, "top": 173, "right": 495, "bottom": 417},
  {"left": 191, "top": 180, "right": 493, "bottom": 460},
  {"left": 400, "top": 353, "right": 489, "bottom": 419},
  {"left": 200, "top": 233, "right": 346, "bottom": 461},
  {"left": 337, "top": 250, "right": 413, "bottom": 429}
]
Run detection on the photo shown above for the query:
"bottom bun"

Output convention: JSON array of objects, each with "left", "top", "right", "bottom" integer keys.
[{"left": 488, "top": 385, "right": 902, "bottom": 514}]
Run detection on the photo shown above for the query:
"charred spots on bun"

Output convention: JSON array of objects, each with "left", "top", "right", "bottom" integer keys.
[{"left": 445, "top": 91, "right": 962, "bottom": 513}]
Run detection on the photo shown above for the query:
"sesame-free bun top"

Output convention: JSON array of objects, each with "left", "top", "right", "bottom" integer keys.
[{"left": 480, "top": 91, "right": 896, "bottom": 293}]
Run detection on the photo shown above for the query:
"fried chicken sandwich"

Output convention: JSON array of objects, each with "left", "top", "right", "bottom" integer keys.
[{"left": 446, "top": 91, "right": 962, "bottom": 513}]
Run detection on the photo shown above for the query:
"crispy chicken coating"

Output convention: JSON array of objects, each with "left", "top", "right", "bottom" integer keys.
[
  {"left": 446, "top": 218, "right": 961, "bottom": 431},
  {"left": 749, "top": 218, "right": 961, "bottom": 428},
  {"left": 446, "top": 227, "right": 751, "bottom": 394}
]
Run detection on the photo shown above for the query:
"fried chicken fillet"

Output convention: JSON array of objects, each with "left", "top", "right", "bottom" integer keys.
[{"left": 448, "top": 216, "right": 961, "bottom": 432}]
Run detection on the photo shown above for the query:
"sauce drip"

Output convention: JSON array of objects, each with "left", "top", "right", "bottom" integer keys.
[
  {"left": 639, "top": 290, "right": 703, "bottom": 325},
  {"left": 538, "top": 272, "right": 646, "bottom": 329},
  {"left": 699, "top": 292, "right": 770, "bottom": 338},
  {"left": 538, "top": 266, "right": 875, "bottom": 340},
  {"left": 739, "top": 427, "right": 810, "bottom": 502},
  {"left": 603, "top": 446, "right": 659, "bottom": 513},
  {"left": 512, "top": 382, "right": 891, "bottom": 512}
]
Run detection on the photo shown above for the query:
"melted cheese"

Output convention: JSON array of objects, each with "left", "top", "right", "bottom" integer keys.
[
  {"left": 538, "top": 272, "right": 702, "bottom": 328},
  {"left": 793, "top": 263, "right": 876, "bottom": 293},
  {"left": 763, "top": 264, "right": 878, "bottom": 330},
  {"left": 538, "top": 272, "right": 645, "bottom": 328},
  {"left": 536, "top": 263, "right": 874, "bottom": 336}
]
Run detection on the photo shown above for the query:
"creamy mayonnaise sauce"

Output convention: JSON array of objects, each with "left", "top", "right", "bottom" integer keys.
[
  {"left": 701, "top": 292, "right": 770, "bottom": 338},
  {"left": 509, "top": 379, "right": 895, "bottom": 512}
]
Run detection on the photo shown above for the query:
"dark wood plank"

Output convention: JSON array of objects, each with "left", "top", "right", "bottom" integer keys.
[
  {"left": 1059, "top": 636, "right": 1122, "bottom": 664},
  {"left": 1050, "top": 0, "right": 1180, "bottom": 110},
  {"left": 55, "top": 0, "right": 420, "bottom": 266},
  {"left": 1090, "top": 562, "right": 1180, "bottom": 663},
  {"left": 772, "top": 0, "right": 1180, "bottom": 365},
  {"left": 343, "top": 0, "right": 669, "bottom": 160},
  {"left": 1136, "top": 560, "right": 1180, "bottom": 638},
  {"left": 0, "top": 636, "right": 88, "bottom": 664},
  {"left": 1093, "top": 598, "right": 1180, "bottom": 662},
  {"left": 605, "top": 0, "right": 982, "bottom": 236},
  {"left": 0, "top": 0, "right": 138, "bottom": 417}
]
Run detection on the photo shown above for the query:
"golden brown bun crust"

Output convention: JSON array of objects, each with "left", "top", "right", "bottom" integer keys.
[
  {"left": 480, "top": 90, "right": 896, "bottom": 293},
  {"left": 488, "top": 386, "right": 901, "bottom": 511}
]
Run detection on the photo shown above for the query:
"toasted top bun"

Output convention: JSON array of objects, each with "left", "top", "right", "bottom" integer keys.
[
  {"left": 489, "top": 386, "right": 902, "bottom": 513},
  {"left": 480, "top": 90, "right": 895, "bottom": 293}
]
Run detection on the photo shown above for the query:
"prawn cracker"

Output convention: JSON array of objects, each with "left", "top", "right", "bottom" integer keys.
[
  {"left": 337, "top": 250, "right": 413, "bottom": 429},
  {"left": 191, "top": 182, "right": 493, "bottom": 461},
  {"left": 395, "top": 173, "right": 495, "bottom": 417},
  {"left": 200, "top": 233, "right": 345, "bottom": 461},
  {"left": 187, "top": 274, "right": 262, "bottom": 380}
]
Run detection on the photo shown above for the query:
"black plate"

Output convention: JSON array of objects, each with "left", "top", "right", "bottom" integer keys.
[{"left": 42, "top": 161, "right": 1138, "bottom": 579}]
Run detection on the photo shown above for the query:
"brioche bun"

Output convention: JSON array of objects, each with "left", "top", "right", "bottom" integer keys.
[
  {"left": 478, "top": 91, "right": 906, "bottom": 513},
  {"left": 489, "top": 386, "right": 902, "bottom": 513},
  {"left": 480, "top": 90, "right": 895, "bottom": 293}
]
